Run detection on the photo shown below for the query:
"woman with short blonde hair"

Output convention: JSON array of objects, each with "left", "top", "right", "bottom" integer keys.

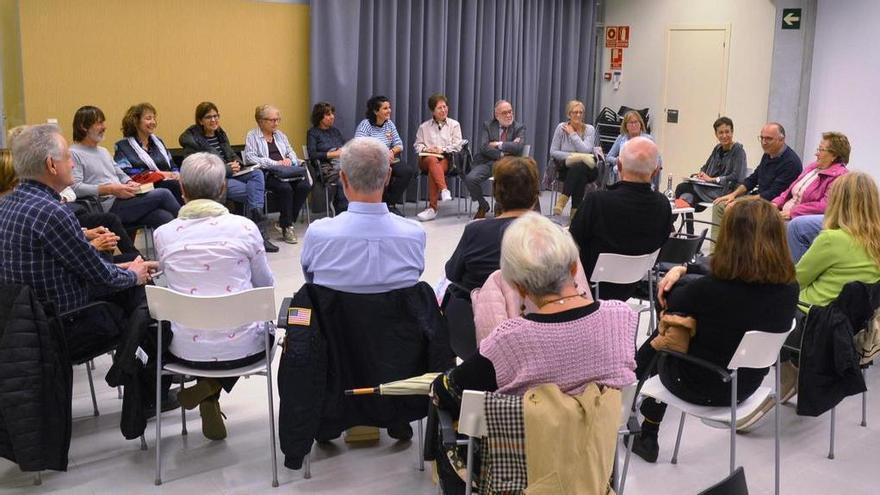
[{"left": 549, "top": 99, "right": 598, "bottom": 218}]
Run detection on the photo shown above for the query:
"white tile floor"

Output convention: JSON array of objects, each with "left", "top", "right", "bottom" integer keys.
[{"left": 1, "top": 193, "right": 878, "bottom": 494}]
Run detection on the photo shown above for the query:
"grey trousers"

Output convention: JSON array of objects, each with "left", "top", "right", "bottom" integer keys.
[{"left": 465, "top": 162, "right": 493, "bottom": 210}]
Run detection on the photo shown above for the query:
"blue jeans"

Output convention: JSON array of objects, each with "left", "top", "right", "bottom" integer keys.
[
  {"left": 787, "top": 214, "right": 824, "bottom": 262},
  {"left": 226, "top": 170, "right": 265, "bottom": 213}
]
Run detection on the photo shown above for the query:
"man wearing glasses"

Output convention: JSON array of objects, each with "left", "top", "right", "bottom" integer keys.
[
  {"left": 710, "top": 122, "right": 802, "bottom": 237},
  {"left": 465, "top": 100, "right": 526, "bottom": 219}
]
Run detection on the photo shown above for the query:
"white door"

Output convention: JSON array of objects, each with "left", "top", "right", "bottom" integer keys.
[{"left": 660, "top": 27, "right": 730, "bottom": 190}]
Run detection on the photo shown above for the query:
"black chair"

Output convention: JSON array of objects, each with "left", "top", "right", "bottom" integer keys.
[
  {"left": 698, "top": 466, "right": 749, "bottom": 495},
  {"left": 301, "top": 145, "right": 338, "bottom": 218},
  {"left": 442, "top": 283, "right": 477, "bottom": 361},
  {"left": 656, "top": 230, "right": 707, "bottom": 272}
]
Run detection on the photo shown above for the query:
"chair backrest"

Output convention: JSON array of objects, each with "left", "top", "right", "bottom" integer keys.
[
  {"left": 520, "top": 144, "right": 531, "bottom": 157},
  {"left": 726, "top": 321, "right": 796, "bottom": 370},
  {"left": 458, "top": 390, "right": 487, "bottom": 437},
  {"left": 444, "top": 292, "right": 478, "bottom": 361},
  {"left": 301, "top": 144, "right": 310, "bottom": 160},
  {"left": 658, "top": 231, "right": 706, "bottom": 265},
  {"left": 697, "top": 466, "right": 749, "bottom": 495},
  {"left": 619, "top": 382, "right": 638, "bottom": 427},
  {"left": 590, "top": 249, "right": 660, "bottom": 285},
  {"left": 145, "top": 285, "right": 276, "bottom": 330}
]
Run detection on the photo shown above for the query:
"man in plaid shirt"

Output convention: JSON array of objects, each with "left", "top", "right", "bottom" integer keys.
[{"left": 0, "top": 124, "right": 154, "bottom": 361}]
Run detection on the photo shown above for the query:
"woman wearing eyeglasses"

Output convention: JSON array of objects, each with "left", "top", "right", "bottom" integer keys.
[
  {"left": 179, "top": 101, "right": 278, "bottom": 253},
  {"left": 771, "top": 131, "right": 849, "bottom": 220},
  {"left": 244, "top": 105, "right": 312, "bottom": 244}
]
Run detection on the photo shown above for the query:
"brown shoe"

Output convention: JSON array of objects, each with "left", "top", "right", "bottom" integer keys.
[
  {"left": 473, "top": 205, "right": 488, "bottom": 220},
  {"left": 779, "top": 361, "right": 799, "bottom": 404},
  {"left": 178, "top": 378, "right": 222, "bottom": 410},
  {"left": 735, "top": 395, "right": 776, "bottom": 431},
  {"left": 199, "top": 398, "right": 227, "bottom": 440}
]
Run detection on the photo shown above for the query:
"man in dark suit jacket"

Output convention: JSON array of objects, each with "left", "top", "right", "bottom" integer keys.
[
  {"left": 465, "top": 100, "right": 526, "bottom": 218},
  {"left": 569, "top": 136, "right": 673, "bottom": 301}
]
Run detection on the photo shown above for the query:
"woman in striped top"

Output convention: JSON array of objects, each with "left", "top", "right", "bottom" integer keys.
[{"left": 354, "top": 95, "right": 413, "bottom": 216}]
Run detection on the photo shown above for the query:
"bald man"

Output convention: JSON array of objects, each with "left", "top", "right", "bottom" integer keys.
[
  {"left": 465, "top": 100, "right": 526, "bottom": 218},
  {"left": 569, "top": 136, "right": 673, "bottom": 301}
]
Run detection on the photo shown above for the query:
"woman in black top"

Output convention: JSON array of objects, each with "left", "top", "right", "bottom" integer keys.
[
  {"left": 114, "top": 102, "right": 183, "bottom": 204},
  {"left": 445, "top": 156, "right": 540, "bottom": 291},
  {"left": 178, "top": 101, "right": 277, "bottom": 253},
  {"left": 631, "top": 196, "right": 798, "bottom": 463},
  {"left": 306, "top": 102, "right": 348, "bottom": 213}
]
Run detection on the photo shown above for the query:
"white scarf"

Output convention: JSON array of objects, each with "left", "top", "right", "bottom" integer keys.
[
  {"left": 127, "top": 135, "right": 173, "bottom": 172},
  {"left": 178, "top": 199, "right": 229, "bottom": 219}
]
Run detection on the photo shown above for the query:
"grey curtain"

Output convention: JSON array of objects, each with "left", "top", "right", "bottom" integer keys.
[{"left": 309, "top": 0, "right": 597, "bottom": 180}]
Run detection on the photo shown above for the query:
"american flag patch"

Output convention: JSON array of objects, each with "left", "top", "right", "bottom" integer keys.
[{"left": 288, "top": 307, "right": 312, "bottom": 326}]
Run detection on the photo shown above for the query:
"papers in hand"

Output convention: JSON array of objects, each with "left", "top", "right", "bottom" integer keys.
[
  {"left": 686, "top": 177, "right": 722, "bottom": 188},
  {"left": 232, "top": 164, "right": 258, "bottom": 177},
  {"left": 418, "top": 151, "right": 445, "bottom": 159}
]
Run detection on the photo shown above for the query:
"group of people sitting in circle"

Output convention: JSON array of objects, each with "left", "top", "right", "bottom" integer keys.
[{"left": 1, "top": 92, "right": 879, "bottom": 493}]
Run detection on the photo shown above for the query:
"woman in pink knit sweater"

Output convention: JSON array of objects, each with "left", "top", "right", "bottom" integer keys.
[{"left": 432, "top": 212, "right": 637, "bottom": 406}]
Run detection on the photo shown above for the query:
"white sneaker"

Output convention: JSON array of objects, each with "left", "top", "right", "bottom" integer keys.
[
  {"left": 440, "top": 189, "right": 453, "bottom": 202},
  {"left": 417, "top": 207, "right": 437, "bottom": 222}
]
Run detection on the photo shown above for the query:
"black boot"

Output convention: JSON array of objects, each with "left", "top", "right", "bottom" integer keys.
[
  {"left": 250, "top": 209, "right": 279, "bottom": 253},
  {"left": 631, "top": 424, "right": 659, "bottom": 463}
]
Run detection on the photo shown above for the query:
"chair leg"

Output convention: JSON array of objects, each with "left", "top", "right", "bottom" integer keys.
[
  {"left": 85, "top": 363, "right": 99, "bottom": 417},
  {"left": 140, "top": 434, "right": 147, "bottom": 451},
  {"left": 181, "top": 405, "right": 187, "bottom": 436},
  {"left": 304, "top": 447, "right": 312, "bottom": 479},
  {"left": 33, "top": 471, "right": 41, "bottom": 485},
  {"left": 861, "top": 368, "right": 868, "bottom": 427},
  {"left": 828, "top": 407, "right": 836, "bottom": 460},
  {"left": 417, "top": 418, "right": 425, "bottom": 471},
  {"left": 671, "top": 411, "right": 686, "bottom": 464},
  {"left": 155, "top": 328, "right": 163, "bottom": 486},
  {"left": 620, "top": 433, "right": 634, "bottom": 495},
  {"left": 729, "top": 371, "right": 737, "bottom": 474},
  {"left": 612, "top": 442, "right": 620, "bottom": 493},
  {"left": 265, "top": 329, "right": 279, "bottom": 487},
  {"left": 465, "top": 437, "right": 475, "bottom": 495},
  {"left": 775, "top": 360, "right": 781, "bottom": 495}
]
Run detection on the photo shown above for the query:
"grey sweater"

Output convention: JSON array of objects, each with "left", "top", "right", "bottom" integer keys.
[{"left": 71, "top": 143, "right": 131, "bottom": 211}]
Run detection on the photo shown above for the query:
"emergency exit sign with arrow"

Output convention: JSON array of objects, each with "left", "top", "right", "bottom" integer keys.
[{"left": 782, "top": 8, "right": 801, "bottom": 30}]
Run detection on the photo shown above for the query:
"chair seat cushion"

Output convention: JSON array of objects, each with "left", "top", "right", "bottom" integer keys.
[{"left": 640, "top": 375, "right": 771, "bottom": 423}]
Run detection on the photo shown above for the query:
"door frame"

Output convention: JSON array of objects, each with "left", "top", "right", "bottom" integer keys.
[{"left": 659, "top": 24, "right": 732, "bottom": 156}]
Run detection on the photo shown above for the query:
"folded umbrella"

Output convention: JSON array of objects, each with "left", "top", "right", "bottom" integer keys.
[{"left": 345, "top": 372, "right": 442, "bottom": 396}]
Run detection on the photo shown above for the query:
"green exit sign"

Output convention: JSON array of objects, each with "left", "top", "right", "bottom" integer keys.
[{"left": 782, "top": 8, "right": 801, "bottom": 30}]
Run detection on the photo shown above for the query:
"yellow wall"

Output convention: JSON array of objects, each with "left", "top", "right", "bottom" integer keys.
[
  {"left": 1, "top": 0, "right": 25, "bottom": 130},
  {"left": 17, "top": 0, "right": 309, "bottom": 149}
]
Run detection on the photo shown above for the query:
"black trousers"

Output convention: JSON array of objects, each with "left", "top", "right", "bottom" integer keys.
[
  {"left": 66, "top": 285, "right": 148, "bottom": 364},
  {"left": 383, "top": 161, "right": 414, "bottom": 206},
  {"left": 265, "top": 174, "right": 311, "bottom": 228},
  {"left": 168, "top": 334, "right": 275, "bottom": 393},
  {"left": 561, "top": 163, "right": 599, "bottom": 209}
]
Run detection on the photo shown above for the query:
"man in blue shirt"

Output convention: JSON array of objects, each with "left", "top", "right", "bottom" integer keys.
[
  {"left": 0, "top": 124, "right": 154, "bottom": 361},
  {"left": 301, "top": 137, "right": 426, "bottom": 294}
]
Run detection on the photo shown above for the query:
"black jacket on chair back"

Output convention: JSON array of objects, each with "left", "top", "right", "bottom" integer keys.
[
  {"left": 0, "top": 284, "right": 72, "bottom": 471},
  {"left": 277, "top": 282, "right": 454, "bottom": 469}
]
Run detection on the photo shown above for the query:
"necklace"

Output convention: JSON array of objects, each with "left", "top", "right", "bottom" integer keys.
[{"left": 537, "top": 293, "right": 587, "bottom": 309}]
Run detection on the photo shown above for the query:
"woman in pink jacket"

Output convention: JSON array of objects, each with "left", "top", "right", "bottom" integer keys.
[{"left": 771, "top": 131, "right": 849, "bottom": 219}]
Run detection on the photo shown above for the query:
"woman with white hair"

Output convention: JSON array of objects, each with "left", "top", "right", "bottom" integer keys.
[
  {"left": 244, "top": 104, "right": 312, "bottom": 244},
  {"left": 153, "top": 152, "right": 275, "bottom": 441},
  {"left": 431, "top": 212, "right": 637, "bottom": 491}
]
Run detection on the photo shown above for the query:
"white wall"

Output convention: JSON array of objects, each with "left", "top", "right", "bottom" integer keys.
[
  {"left": 599, "top": 0, "right": 776, "bottom": 168},
  {"left": 804, "top": 0, "right": 880, "bottom": 179}
]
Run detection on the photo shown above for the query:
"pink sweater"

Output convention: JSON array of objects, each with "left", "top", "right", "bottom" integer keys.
[{"left": 479, "top": 300, "right": 637, "bottom": 395}]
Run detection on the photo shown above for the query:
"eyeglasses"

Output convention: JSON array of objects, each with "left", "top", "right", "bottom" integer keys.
[
  {"left": 758, "top": 135, "right": 776, "bottom": 142},
  {"left": 203, "top": 114, "right": 220, "bottom": 121},
  {"left": 261, "top": 118, "right": 281, "bottom": 123}
]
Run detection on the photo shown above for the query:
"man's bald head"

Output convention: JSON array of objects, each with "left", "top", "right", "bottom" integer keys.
[{"left": 619, "top": 136, "right": 659, "bottom": 182}]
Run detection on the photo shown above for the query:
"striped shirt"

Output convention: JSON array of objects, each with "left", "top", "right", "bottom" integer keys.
[
  {"left": 0, "top": 180, "right": 137, "bottom": 312},
  {"left": 354, "top": 119, "right": 403, "bottom": 150}
]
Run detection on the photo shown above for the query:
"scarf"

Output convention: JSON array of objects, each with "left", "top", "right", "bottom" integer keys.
[
  {"left": 178, "top": 199, "right": 229, "bottom": 220},
  {"left": 127, "top": 135, "right": 173, "bottom": 172}
]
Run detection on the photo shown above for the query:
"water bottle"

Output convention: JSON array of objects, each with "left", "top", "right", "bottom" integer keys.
[{"left": 664, "top": 175, "right": 675, "bottom": 200}]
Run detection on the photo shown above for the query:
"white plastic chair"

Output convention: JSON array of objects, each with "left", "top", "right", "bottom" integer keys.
[
  {"left": 145, "top": 285, "right": 279, "bottom": 487},
  {"left": 457, "top": 390, "right": 487, "bottom": 495},
  {"left": 613, "top": 383, "right": 639, "bottom": 495},
  {"left": 638, "top": 323, "right": 795, "bottom": 495},
  {"left": 590, "top": 250, "right": 661, "bottom": 334}
]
